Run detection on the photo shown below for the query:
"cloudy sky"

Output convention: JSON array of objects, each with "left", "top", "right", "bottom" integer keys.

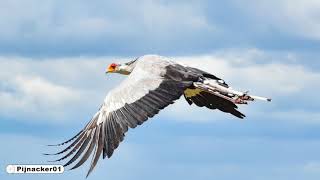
[{"left": 1, "top": 0, "right": 320, "bottom": 180}]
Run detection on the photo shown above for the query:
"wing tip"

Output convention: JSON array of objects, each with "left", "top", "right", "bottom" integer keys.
[
  {"left": 42, "top": 153, "right": 58, "bottom": 156},
  {"left": 46, "top": 130, "right": 84, "bottom": 147},
  {"left": 86, "top": 166, "right": 95, "bottom": 178}
]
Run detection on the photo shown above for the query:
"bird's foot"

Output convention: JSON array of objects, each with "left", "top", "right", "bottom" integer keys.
[
  {"left": 239, "top": 94, "right": 254, "bottom": 101},
  {"left": 235, "top": 98, "right": 248, "bottom": 104}
]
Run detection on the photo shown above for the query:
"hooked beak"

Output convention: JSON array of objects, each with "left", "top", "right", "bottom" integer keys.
[
  {"left": 105, "top": 67, "right": 114, "bottom": 74},
  {"left": 106, "top": 64, "right": 117, "bottom": 74}
]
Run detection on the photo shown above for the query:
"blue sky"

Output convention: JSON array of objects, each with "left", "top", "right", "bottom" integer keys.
[{"left": 1, "top": 0, "right": 320, "bottom": 180}]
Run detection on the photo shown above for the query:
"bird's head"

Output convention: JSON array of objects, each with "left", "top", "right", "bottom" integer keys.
[
  {"left": 106, "top": 63, "right": 119, "bottom": 73},
  {"left": 106, "top": 60, "right": 136, "bottom": 75}
]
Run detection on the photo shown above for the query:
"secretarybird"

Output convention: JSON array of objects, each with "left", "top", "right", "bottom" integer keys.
[{"left": 46, "top": 55, "right": 271, "bottom": 177}]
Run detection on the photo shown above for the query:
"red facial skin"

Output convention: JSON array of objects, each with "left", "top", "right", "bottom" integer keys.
[
  {"left": 107, "top": 63, "right": 118, "bottom": 73},
  {"left": 110, "top": 63, "right": 117, "bottom": 68}
]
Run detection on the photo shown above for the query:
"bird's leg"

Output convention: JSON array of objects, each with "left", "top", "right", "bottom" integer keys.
[
  {"left": 193, "top": 82, "right": 247, "bottom": 104},
  {"left": 238, "top": 91, "right": 254, "bottom": 101},
  {"left": 203, "top": 80, "right": 271, "bottom": 102},
  {"left": 194, "top": 80, "right": 271, "bottom": 103},
  {"left": 203, "top": 80, "right": 245, "bottom": 96},
  {"left": 249, "top": 95, "right": 272, "bottom": 102}
]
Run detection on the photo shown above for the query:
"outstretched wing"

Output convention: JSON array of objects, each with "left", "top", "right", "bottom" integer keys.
[{"left": 46, "top": 58, "right": 195, "bottom": 177}]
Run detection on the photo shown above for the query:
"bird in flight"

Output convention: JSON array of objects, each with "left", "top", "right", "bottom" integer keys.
[{"left": 46, "top": 55, "right": 271, "bottom": 177}]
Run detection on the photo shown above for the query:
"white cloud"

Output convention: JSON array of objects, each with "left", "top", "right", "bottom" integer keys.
[
  {"left": 1, "top": 50, "right": 319, "bottom": 124},
  {"left": 304, "top": 162, "right": 320, "bottom": 174},
  {"left": 271, "top": 111, "right": 320, "bottom": 124},
  {"left": 137, "top": 1, "right": 213, "bottom": 35},
  {"left": 0, "top": 0, "right": 212, "bottom": 41},
  {"left": 238, "top": 0, "right": 320, "bottom": 40},
  {"left": 0, "top": 56, "right": 120, "bottom": 123},
  {"left": 0, "top": 75, "right": 80, "bottom": 120},
  {"left": 177, "top": 50, "right": 320, "bottom": 96}
]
